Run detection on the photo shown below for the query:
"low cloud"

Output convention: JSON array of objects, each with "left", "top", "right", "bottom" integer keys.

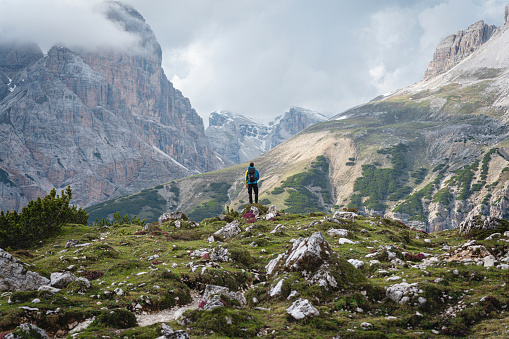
[{"left": 0, "top": 0, "right": 140, "bottom": 52}]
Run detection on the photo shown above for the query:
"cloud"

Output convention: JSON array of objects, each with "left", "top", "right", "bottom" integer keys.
[
  {"left": 0, "top": 0, "right": 140, "bottom": 52},
  {"left": 1, "top": 0, "right": 507, "bottom": 124}
]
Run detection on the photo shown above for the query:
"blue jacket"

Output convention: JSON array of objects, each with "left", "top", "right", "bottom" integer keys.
[{"left": 245, "top": 167, "right": 260, "bottom": 185}]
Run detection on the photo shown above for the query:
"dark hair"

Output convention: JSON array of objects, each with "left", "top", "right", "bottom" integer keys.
[{"left": 249, "top": 162, "right": 254, "bottom": 167}]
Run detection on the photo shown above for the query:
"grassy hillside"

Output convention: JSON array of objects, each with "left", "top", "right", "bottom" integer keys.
[{"left": 3, "top": 207, "right": 509, "bottom": 338}]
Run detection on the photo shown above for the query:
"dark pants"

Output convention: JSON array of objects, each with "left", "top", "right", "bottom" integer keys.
[{"left": 248, "top": 183, "right": 258, "bottom": 204}]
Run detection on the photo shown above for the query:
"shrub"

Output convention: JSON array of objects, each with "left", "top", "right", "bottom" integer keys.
[
  {"left": 92, "top": 309, "right": 137, "bottom": 329},
  {"left": 0, "top": 186, "right": 88, "bottom": 249}
]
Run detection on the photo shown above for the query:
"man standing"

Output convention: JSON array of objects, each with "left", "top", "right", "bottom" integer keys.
[{"left": 245, "top": 162, "right": 260, "bottom": 204}]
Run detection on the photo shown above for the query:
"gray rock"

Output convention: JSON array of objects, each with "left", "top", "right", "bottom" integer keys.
[
  {"left": 266, "top": 205, "right": 278, "bottom": 220},
  {"left": 5, "top": 323, "right": 49, "bottom": 339},
  {"left": 347, "top": 259, "right": 365, "bottom": 269},
  {"left": 327, "top": 228, "right": 349, "bottom": 237},
  {"left": 250, "top": 206, "right": 259, "bottom": 217},
  {"left": 50, "top": 272, "right": 77, "bottom": 288},
  {"left": 332, "top": 211, "right": 357, "bottom": 222},
  {"left": 386, "top": 282, "right": 424, "bottom": 305},
  {"left": 214, "top": 220, "right": 242, "bottom": 238},
  {"left": 156, "top": 323, "right": 190, "bottom": 339},
  {"left": 0, "top": 248, "right": 50, "bottom": 292},
  {"left": 65, "top": 239, "right": 79, "bottom": 248},
  {"left": 266, "top": 232, "right": 331, "bottom": 275},
  {"left": 202, "top": 284, "right": 246, "bottom": 306},
  {"left": 159, "top": 212, "right": 186, "bottom": 224},
  {"left": 286, "top": 298, "right": 319, "bottom": 320}
]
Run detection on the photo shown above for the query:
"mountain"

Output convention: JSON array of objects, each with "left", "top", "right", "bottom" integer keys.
[
  {"left": 88, "top": 6, "right": 509, "bottom": 233},
  {"left": 205, "top": 107, "right": 328, "bottom": 164},
  {"left": 0, "top": 1, "right": 225, "bottom": 212}
]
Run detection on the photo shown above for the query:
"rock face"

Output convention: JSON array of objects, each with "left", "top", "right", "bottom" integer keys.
[
  {"left": 0, "top": 1, "right": 224, "bottom": 212},
  {"left": 0, "top": 248, "right": 50, "bottom": 291},
  {"left": 205, "top": 107, "right": 327, "bottom": 164},
  {"left": 424, "top": 21, "right": 496, "bottom": 80}
]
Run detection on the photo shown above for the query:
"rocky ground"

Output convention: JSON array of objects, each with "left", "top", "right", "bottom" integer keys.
[{"left": 2, "top": 207, "right": 509, "bottom": 338}]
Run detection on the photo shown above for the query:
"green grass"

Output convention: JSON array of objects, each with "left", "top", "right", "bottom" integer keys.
[{"left": 2, "top": 207, "right": 509, "bottom": 338}]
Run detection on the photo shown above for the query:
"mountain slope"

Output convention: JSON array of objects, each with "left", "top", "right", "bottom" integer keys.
[
  {"left": 0, "top": 1, "right": 225, "bottom": 212},
  {"left": 89, "top": 6, "right": 509, "bottom": 232},
  {"left": 205, "top": 107, "right": 327, "bottom": 164}
]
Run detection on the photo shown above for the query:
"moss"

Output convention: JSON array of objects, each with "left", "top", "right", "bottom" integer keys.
[
  {"left": 67, "top": 280, "right": 91, "bottom": 294},
  {"left": 92, "top": 309, "right": 137, "bottom": 329},
  {"left": 184, "top": 307, "right": 261, "bottom": 338},
  {"left": 154, "top": 281, "right": 192, "bottom": 310},
  {"left": 8, "top": 290, "right": 40, "bottom": 304},
  {"left": 227, "top": 245, "right": 254, "bottom": 268},
  {"left": 181, "top": 268, "right": 253, "bottom": 291}
]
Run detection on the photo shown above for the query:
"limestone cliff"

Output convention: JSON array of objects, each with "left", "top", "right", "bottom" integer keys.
[
  {"left": 424, "top": 21, "right": 496, "bottom": 80},
  {"left": 0, "top": 1, "right": 224, "bottom": 211}
]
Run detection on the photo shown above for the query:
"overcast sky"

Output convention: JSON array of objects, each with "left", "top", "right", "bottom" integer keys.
[{"left": 1, "top": 0, "right": 507, "bottom": 124}]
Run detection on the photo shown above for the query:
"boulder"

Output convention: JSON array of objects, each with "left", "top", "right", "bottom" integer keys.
[
  {"left": 266, "top": 205, "right": 278, "bottom": 220},
  {"left": 50, "top": 272, "right": 77, "bottom": 288},
  {"left": 214, "top": 220, "right": 242, "bottom": 238},
  {"left": 286, "top": 298, "right": 320, "bottom": 320},
  {"left": 202, "top": 284, "right": 246, "bottom": 306},
  {"left": 65, "top": 239, "right": 79, "bottom": 248},
  {"left": 5, "top": 323, "right": 49, "bottom": 339},
  {"left": 265, "top": 232, "right": 330, "bottom": 275},
  {"left": 332, "top": 211, "right": 357, "bottom": 222},
  {"left": 327, "top": 228, "right": 349, "bottom": 237},
  {"left": 250, "top": 206, "right": 259, "bottom": 217},
  {"left": 386, "top": 282, "right": 425, "bottom": 305},
  {"left": 347, "top": 259, "right": 365, "bottom": 269},
  {"left": 159, "top": 212, "right": 186, "bottom": 224},
  {"left": 0, "top": 248, "right": 50, "bottom": 292},
  {"left": 156, "top": 323, "right": 190, "bottom": 339}
]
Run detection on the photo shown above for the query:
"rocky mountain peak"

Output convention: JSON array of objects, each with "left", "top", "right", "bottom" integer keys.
[
  {"left": 205, "top": 107, "right": 327, "bottom": 164},
  {"left": 505, "top": 5, "right": 509, "bottom": 25},
  {"left": 0, "top": 1, "right": 223, "bottom": 212},
  {"left": 424, "top": 20, "right": 497, "bottom": 80}
]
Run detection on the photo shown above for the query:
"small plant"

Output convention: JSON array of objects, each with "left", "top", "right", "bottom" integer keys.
[
  {"left": 92, "top": 309, "right": 137, "bottom": 329},
  {"left": 84, "top": 270, "right": 104, "bottom": 280}
]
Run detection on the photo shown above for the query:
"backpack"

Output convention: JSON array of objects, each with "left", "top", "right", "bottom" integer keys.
[{"left": 247, "top": 168, "right": 256, "bottom": 182}]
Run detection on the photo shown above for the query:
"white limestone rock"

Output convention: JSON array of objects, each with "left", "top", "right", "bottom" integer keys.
[
  {"left": 214, "top": 220, "right": 242, "bottom": 238},
  {"left": 0, "top": 248, "right": 50, "bottom": 292},
  {"left": 50, "top": 272, "right": 77, "bottom": 288},
  {"left": 286, "top": 298, "right": 319, "bottom": 320}
]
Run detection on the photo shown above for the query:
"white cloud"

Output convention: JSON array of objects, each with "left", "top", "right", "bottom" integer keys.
[
  {"left": 1, "top": 0, "right": 508, "bottom": 123},
  {"left": 0, "top": 0, "right": 140, "bottom": 52}
]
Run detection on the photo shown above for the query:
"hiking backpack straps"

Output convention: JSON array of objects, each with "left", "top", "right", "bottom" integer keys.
[{"left": 248, "top": 167, "right": 256, "bottom": 183}]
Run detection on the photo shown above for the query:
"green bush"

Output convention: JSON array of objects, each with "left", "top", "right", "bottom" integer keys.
[
  {"left": 0, "top": 186, "right": 88, "bottom": 249},
  {"left": 92, "top": 309, "right": 137, "bottom": 329}
]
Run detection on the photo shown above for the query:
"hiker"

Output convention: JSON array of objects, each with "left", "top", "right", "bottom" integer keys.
[{"left": 245, "top": 162, "right": 260, "bottom": 204}]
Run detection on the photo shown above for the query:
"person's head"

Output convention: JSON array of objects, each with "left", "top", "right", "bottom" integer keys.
[{"left": 250, "top": 162, "right": 254, "bottom": 167}]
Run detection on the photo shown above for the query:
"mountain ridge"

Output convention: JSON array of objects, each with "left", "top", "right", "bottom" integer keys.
[
  {"left": 88, "top": 5, "right": 509, "bottom": 233},
  {"left": 0, "top": 1, "right": 226, "bottom": 212}
]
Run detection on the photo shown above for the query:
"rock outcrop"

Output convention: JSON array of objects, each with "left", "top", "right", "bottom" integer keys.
[
  {"left": 0, "top": 248, "right": 50, "bottom": 292},
  {"left": 0, "top": 2, "right": 224, "bottom": 212},
  {"left": 424, "top": 20, "right": 496, "bottom": 80},
  {"left": 266, "top": 232, "right": 330, "bottom": 275}
]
